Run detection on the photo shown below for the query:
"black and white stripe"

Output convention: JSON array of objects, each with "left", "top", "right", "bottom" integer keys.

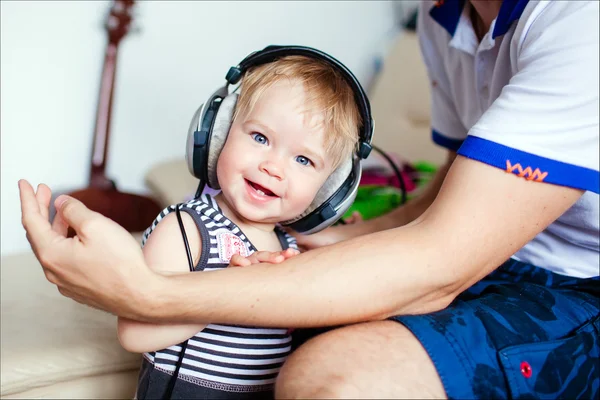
[{"left": 142, "top": 195, "right": 297, "bottom": 392}]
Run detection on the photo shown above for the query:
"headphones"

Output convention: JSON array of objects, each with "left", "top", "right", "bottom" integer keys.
[{"left": 185, "top": 45, "right": 374, "bottom": 234}]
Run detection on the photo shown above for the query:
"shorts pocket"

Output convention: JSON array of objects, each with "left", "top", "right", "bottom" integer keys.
[{"left": 498, "top": 316, "right": 599, "bottom": 399}]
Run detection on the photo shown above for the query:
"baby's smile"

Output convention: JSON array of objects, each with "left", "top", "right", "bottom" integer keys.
[{"left": 245, "top": 179, "right": 279, "bottom": 198}]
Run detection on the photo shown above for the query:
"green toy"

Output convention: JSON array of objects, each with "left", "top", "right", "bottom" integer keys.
[
  {"left": 342, "top": 185, "right": 402, "bottom": 220},
  {"left": 342, "top": 161, "right": 438, "bottom": 221}
]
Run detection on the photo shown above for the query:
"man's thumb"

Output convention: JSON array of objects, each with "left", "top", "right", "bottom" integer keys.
[{"left": 55, "top": 195, "right": 95, "bottom": 235}]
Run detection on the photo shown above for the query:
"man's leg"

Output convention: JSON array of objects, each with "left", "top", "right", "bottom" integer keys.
[
  {"left": 277, "top": 259, "right": 599, "bottom": 399},
  {"left": 275, "top": 321, "right": 446, "bottom": 399}
]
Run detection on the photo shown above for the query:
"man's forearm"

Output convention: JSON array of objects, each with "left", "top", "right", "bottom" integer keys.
[
  {"left": 139, "top": 221, "right": 456, "bottom": 327},
  {"left": 21, "top": 155, "right": 578, "bottom": 330},
  {"left": 131, "top": 153, "right": 459, "bottom": 327}
]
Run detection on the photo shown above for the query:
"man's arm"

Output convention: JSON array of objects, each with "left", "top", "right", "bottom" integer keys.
[
  {"left": 296, "top": 150, "right": 457, "bottom": 249},
  {"left": 138, "top": 155, "right": 582, "bottom": 326},
  {"left": 18, "top": 152, "right": 583, "bottom": 327}
]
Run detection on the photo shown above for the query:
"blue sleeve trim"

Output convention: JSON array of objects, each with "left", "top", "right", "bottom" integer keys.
[
  {"left": 432, "top": 129, "right": 464, "bottom": 151},
  {"left": 457, "top": 136, "right": 600, "bottom": 194}
]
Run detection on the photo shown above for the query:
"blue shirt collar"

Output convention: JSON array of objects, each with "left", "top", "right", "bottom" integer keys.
[{"left": 429, "top": 0, "right": 529, "bottom": 39}]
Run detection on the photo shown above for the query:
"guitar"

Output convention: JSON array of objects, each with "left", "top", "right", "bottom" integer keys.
[{"left": 64, "top": 0, "right": 161, "bottom": 233}]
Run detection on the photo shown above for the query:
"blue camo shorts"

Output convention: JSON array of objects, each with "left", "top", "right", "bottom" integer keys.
[{"left": 393, "top": 258, "right": 600, "bottom": 399}]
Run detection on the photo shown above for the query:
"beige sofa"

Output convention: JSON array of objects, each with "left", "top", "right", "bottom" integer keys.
[{"left": 1, "top": 31, "right": 441, "bottom": 399}]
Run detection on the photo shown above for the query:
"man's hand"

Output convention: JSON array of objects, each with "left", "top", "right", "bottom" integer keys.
[
  {"left": 18, "top": 179, "right": 158, "bottom": 318},
  {"left": 230, "top": 248, "right": 300, "bottom": 267},
  {"left": 344, "top": 211, "right": 364, "bottom": 225}
]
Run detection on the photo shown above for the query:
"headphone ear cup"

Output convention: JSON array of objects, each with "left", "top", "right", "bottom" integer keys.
[
  {"left": 205, "top": 93, "right": 238, "bottom": 189},
  {"left": 185, "top": 85, "right": 229, "bottom": 182},
  {"left": 184, "top": 91, "right": 238, "bottom": 187},
  {"left": 282, "top": 156, "right": 361, "bottom": 234},
  {"left": 186, "top": 102, "right": 209, "bottom": 180}
]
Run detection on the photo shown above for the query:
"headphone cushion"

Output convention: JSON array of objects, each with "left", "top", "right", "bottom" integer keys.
[
  {"left": 206, "top": 93, "right": 239, "bottom": 189},
  {"left": 186, "top": 102, "right": 208, "bottom": 179},
  {"left": 280, "top": 156, "right": 353, "bottom": 225}
]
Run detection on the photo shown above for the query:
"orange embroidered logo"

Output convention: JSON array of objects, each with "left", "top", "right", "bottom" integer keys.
[
  {"left": 435, "top": 0, "right": 445, "bottom": 7},
  {"left": 505, "top": 160, "right": 548, "bottom": 182}
]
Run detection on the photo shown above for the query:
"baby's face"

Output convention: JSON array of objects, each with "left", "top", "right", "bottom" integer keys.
[{"left": 216, "top": 79, "right": 335, "bottom": 225}]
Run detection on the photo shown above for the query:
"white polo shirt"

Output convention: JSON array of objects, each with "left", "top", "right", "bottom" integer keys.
[{"left": 418, "top": 0, "right": 599, "bottom": 278}]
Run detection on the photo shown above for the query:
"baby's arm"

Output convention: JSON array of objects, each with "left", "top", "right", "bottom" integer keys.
[{"left": 117, "top": 211, "right": 207, "bottom": 353}]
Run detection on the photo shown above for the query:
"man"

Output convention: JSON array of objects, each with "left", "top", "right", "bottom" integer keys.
[{"left": 19, "top": 0, "right": 599, "bottom": 398}]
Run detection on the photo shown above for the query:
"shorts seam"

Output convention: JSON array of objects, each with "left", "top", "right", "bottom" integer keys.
[
  {"left": 429, "top": 317, "right": 475, "bottom": 376},
  {"left": 399, "top": 315, "right": 473, "bottom": 399}
]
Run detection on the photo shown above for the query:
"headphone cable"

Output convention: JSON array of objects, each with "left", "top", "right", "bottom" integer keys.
[
  {"left": 163, "top": 205, "right": 195, "bottom": 399},
  {"left": 194, "top": 180, "right": 206, "bottom": 199},
  {"left": 370, "top": 144, "right": 408, "bottom": 205},
  {"left": 336, "top": 144, "right": 407, "bottom": 226}
]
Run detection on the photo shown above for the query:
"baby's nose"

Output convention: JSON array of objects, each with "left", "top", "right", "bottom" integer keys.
[{"left": 259, "top": 160, "right": 284, "bottom": 180}]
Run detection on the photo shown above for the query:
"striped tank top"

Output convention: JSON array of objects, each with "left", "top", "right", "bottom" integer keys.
[{"left": 136, "top": 195, "right": 297, "bottom": 399}]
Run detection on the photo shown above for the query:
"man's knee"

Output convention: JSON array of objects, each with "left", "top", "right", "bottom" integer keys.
[
  {"left": 275, "top": 325, "right": 365, "bottom": 399},
  {"left": 275, "top": 321, "right": 445, "bottom": 399},
  {"left": 276, "top": 370, "right": 358, "bottom": 399},
  {"left": 276, "top": 350, "right": 363, "bottom": 399}
]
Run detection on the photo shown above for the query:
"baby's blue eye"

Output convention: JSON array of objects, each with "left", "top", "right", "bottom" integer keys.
[
  {"left": 295, "top": 155, "right": 312, "bottom": 166},
  {"left": 251, "top": 133, "right": 268, "bottom": 145}
]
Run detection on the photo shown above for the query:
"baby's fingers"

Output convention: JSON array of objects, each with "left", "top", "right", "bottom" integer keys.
[
  {"left": 251, "top": 251, "right": 285, "bottom": 264},
  {"left": 230, "top": 254, "right": 252, "bottom": 267},
  {"left": 281, "top": 248, "right": 300, "bottom": 259}
]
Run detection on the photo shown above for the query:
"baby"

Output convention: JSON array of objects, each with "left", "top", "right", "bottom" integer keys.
[{"left": 118, "top": 50, "right": 364, "bottom": 399}]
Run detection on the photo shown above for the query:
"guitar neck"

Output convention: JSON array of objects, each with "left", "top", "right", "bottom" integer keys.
[
  {"left": 90, "top": 42, "right": 119, "bottom": 186},
  {"left": 88, "top": 0, "right": 134, "bottom": 189}
]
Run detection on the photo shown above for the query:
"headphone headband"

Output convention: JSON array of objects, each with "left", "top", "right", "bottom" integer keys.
[
  {"left": 187, "top": 45, "right": 375, "bottom": 233},
  {"left": 226, "top": 45, "right": 373, "bottom": 159}
]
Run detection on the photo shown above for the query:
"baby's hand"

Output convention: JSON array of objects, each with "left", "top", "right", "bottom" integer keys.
[{"left": 229, "top": 248, "right": 300, "bottom": 267}]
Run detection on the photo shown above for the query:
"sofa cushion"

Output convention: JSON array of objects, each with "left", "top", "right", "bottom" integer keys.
[{"left": 1, "top": 250, "right": 142, "bottom": 397}]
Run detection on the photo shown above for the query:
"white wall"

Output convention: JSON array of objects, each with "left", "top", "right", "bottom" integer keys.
[{"left": 1, "top": 1, "right": 398, "bottom": 255}]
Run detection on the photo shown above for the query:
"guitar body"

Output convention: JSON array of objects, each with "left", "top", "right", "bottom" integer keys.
[
  {"left": 64, "top": 0, "right": 161, "bottom": 234},
  {"left": 68, "top": 187, "right": 161, "bottom": 232}
]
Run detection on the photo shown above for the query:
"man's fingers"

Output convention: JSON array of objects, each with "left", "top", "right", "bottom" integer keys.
[
  {"left": 55, "top": 195, "right": 98, "bottom": 239},
  {"left": 19, "top": 179, "right": 54, "bottom": 252},
  {"left": 36, "top": 184, "right": 52, "bottom": 221},
  {"left": 19, "top": 179, "right": 40, "bottom": 217},
  {"left": 51, "top": 211, "right": 69, "bottom": 237},
  {"left": 345, "top": 211, "right": 363, "bottom": 225}
]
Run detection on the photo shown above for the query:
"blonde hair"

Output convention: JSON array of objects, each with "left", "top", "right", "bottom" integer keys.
[{"left": 232, "top": 55, "right": 361, "bottom": 169}]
